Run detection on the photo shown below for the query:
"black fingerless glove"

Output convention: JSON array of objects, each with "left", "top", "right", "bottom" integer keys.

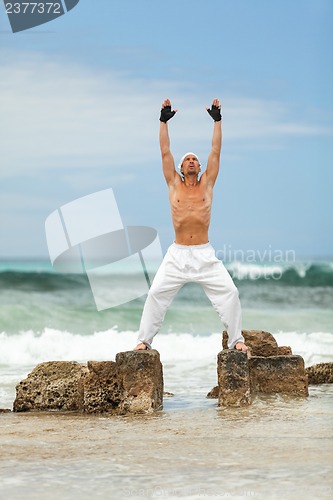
[
  {"left": 207, "top": 104, "right": 222, "bottom": 122},
  {"left": 160, "top": 106, "right": 176, "bottom": 123}
]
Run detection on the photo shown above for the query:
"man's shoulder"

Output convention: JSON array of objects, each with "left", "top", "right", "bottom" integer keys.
[
  {"left": 167, "top": 172, "right": 183, "bottom": 189},
  {"left": 199, "top": 171, "right": 216, "bottom": 189},
  {"left": 198, "top": 172, "right": 210, "bottom": 187}
]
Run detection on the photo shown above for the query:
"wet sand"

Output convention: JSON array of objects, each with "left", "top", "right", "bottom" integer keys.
[{"left": 1, "top": 386, "right": 333, "bottom": 499}]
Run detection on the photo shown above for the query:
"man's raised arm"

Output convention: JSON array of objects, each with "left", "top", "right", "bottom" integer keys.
[
  {"left": 159, "top": 99, "right": 177, "bottom": 186},
  {"left": 205, "top": 98, "right": 222, "bottom": 187}
]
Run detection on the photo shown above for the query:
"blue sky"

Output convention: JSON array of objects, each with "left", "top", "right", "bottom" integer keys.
[{"left": 0, "top": 0, "right": 332, "bottom": 259}]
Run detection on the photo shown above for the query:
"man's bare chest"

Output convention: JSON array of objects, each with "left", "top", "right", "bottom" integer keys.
[{"left": 170, "top": 183, "right": 212, "bottom": 207}]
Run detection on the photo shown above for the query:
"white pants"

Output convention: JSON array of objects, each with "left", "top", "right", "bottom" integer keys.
[{"left": 137, "top": 242, "right": 244, "bottom": 349}]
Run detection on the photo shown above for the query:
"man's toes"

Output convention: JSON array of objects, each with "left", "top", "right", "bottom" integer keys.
[
  {"left": 133, "top": 343, "right": 148, "bottom": 351},
  {"left": 235, "top": 342, "right": 248, "bottom": 352}
]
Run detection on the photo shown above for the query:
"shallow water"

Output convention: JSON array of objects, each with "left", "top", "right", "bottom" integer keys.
[{"left": 1, "top": 386, "right": 332, "bottom": 500}]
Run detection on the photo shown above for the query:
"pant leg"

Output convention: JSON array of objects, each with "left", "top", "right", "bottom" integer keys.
[
  {"left": 137, "top": 246, "right": 186, "bottom": 348},
  {"left": 195, "top": 247, "right": 244, "bottom": 348}
]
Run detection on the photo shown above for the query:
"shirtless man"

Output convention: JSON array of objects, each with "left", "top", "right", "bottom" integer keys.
[{"left": 134, "top": 98, "right": 247, "bottom": 352}]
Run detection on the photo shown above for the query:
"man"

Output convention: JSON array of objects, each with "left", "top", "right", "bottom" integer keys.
[{"left": 134, "top": 98, "right": 248, "bottom": 352}]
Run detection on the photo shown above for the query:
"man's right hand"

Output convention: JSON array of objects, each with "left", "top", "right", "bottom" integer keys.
[
  {"left": 160, "top": 98, "right": 177, "bottom": 122},
  {"left": 206, "top": 98, "right": 222, "bottom": 122}
]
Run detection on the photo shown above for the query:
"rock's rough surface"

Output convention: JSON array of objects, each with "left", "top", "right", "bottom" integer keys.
[
  {"left": 116, "top": 350, "right": 164, "bottom": 414},
  {"left": 223, "top": 330, "right": 279, "bottom": 357},
  {"left": 14, "top": 361, "right": 88, "bottom": 412},
  {"left": 14, "top": 351, "right": 164, "bottom": 414},
  {"left": 277, "top": 346, "right": 293, "bottom": 355},
  {"left": 217, "top": 350, "right": 251, "bottom": 406},
  {"left": 249, "top": 356, "right": 308, "bottom": 396},
  {"left": 83, "top": 361, "right": 122, "bottom": 413},
  {"left": 306, "top": 362, "right": 333, "bottom": 384}
]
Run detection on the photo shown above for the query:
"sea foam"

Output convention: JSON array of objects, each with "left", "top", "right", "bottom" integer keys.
[{"left": 1, "top": 328, "right": 332, "bottom": 368}]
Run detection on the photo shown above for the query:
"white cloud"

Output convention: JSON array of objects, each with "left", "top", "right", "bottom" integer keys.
[
  {"left": 0, "top": 52, "right": 332, "bottom": 180},
  {"left": 224, "top": 98, "right": 333, "bottom": 140}
]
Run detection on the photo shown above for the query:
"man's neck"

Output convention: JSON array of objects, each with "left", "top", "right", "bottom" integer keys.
[{"left": 184, "top": 175, "right": 199, "bottom": 187}]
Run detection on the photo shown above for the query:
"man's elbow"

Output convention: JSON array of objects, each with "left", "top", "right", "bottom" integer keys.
[{"left": 161, "top": 149, "right": 171, "bottom": 159}]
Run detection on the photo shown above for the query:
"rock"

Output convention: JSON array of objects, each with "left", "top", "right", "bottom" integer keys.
[
  {"left": 14, "top": 351, "right": 164, "bottom": 414},
  {"left": 116, "top": 350, "right": 164, "bottom": 414},
  {"left": 223, "top": 330, "right": 279, "bottom": 357},
  {"left": 249, "top": 356, "right": 308, "bottom": 396},
  {"left": 206, "top": 386, "right": 219, "bottom": 399},
  {"left": 211, "top": 350, "right": 308, "bottom": 401},
  {"left": 0, "top": 408, "right": 11, "bottom": 413},
  {"left": 217, "top": 350, "right": 251, "bottom": 406},
  {"left": 14, "top": 361, "right": 87, "bottom": 412},
  {"left": 306, "top": 362, "right": 333, "bottom": 384}
]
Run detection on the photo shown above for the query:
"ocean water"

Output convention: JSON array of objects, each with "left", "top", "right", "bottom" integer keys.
[{"left": 1, "top": 257, "right": 333, "bottom": 409}]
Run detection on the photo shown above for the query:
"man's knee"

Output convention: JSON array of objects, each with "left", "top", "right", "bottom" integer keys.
[
  {"left": 146, "top": 286, "right": 159, "bottom": 304},
  {"left": 228, "top": 283, "right": 240, "bottom": 301},
  {"left": 146, "top": 283, "right": 169, "bottom": 306}
]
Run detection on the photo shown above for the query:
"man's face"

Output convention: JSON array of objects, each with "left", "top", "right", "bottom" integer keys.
[{"left": 181, "top": 155, "right": 201, "bottom": 177}]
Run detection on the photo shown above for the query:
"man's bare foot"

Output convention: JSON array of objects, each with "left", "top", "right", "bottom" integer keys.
[
  {"left": 235, "top": 341, "right": 249, "bottom": 352},
  {"left": 133, "top": 343, "right": 149, "bottom": 351}
]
